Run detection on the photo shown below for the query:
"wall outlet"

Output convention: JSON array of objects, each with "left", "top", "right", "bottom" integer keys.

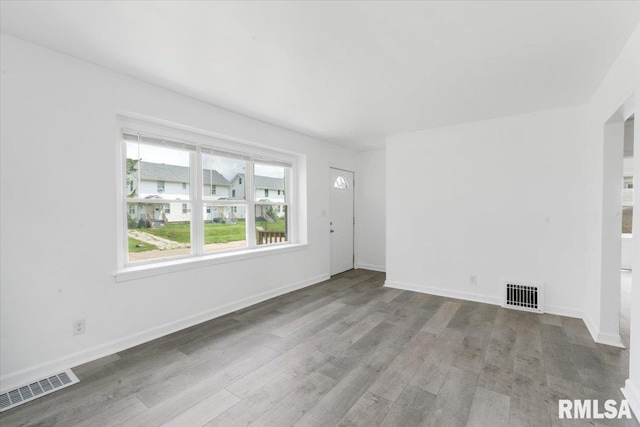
[
  {"left": 72, "top": 319, "right": 86, "bottom": 336},
  {"left": 470, "top": 275, "right": 477, "bottom": 285}
]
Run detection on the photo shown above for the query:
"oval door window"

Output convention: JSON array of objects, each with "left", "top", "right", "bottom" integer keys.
[{"left": 333, "top": 175, "right": 349, "bottom": 189}]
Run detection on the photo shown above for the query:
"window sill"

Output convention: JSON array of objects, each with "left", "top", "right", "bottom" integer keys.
[{"left": 113, "top": 243, "right": 309, "bottom": 283}]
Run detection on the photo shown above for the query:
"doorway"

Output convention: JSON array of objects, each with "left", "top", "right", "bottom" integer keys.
[
  {"left": 620, "top": 115, "right": 634, "bottom": 348},
  {"left": 600, "top": 96, "right": 634, "bottom": 349},
  {"left": 330, "top": 167, "right": 354, "bottom": 276}
]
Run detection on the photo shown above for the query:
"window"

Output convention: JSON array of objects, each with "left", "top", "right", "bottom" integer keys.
[
  {"left": 333, "top": 175, "right": 349, "bottom": 189},
  {"left": 623, "top": 207, "right": 633, "bottom": 234},
  {"left": 255, "top": 164, "right": 288, "bottom": 245},
  {"left": 121, "top": 125, "right": 295, "bottom": 266},
  {"left": 125, "top": 139, "right": 191, "bottom": 262}
]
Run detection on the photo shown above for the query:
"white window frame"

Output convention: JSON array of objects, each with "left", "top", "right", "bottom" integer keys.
[{"left": 115, "top": 116, "right": 302, "bottom": 279}]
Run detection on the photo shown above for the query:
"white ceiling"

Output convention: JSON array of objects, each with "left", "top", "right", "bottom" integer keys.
[{"left": 1, "top": 1, "right": 639, "bottom": 150}]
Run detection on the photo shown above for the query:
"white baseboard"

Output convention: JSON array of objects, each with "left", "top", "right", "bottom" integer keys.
[
  {"left": 583, "top": 314, "right": 600, "bottom": 343},
  {"left": 385, "top": 280, "right": 589, "bottom": 322},
  {"left": 544, "top": 304, "right": 583, "bottom": 319},
  {"left": 583, "top": 314, "right": 625, "bottom": 348},
  {"left": 0, "top": 273, "right": 330, "bottom": 393},
  {"left": 622, "top": 379, "right": 640, "bottom": 421},
  {"left": 384, "top": 280, "right": 501, "bottom": 306},
  {"left": 355, "top": 263, "right": 386, "bottom": 272},
  {"left": 596, "top": 331, "right": 625, "bottom": 348}
]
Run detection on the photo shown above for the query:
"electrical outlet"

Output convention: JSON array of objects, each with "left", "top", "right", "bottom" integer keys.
[
  {"left": 72, "top": 319, "right": 85, "bottom": 336},
  {"left": 470, "top": 275, "right": 477, "bottom": 285}
]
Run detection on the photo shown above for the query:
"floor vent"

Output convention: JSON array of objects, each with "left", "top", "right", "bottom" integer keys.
[
  {"left": 502, "top": 280, "right": 544, "bottom": 313},
  {"left": 0, "top": 370, "right": 79, "bottom": 413}
]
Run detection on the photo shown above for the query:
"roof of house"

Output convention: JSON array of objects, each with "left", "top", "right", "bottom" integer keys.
[
  {"left": 233, "top": 173, "right": 284, "bottom": 190},
  {"left": 138, "top": 161, "right": 230, "bottom": 186}
]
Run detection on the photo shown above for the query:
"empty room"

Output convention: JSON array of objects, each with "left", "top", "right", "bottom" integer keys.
[{"left": 1, "top": 1, "right": 639, "bottom": 426}]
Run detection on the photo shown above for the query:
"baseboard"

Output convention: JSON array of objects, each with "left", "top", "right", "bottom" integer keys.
[
  {"left": 385, "top": 280, "right": 589, "bottom": 323},
  {"left": 583, "top": 314, "right": 600, "bottom": 343},
  {"left": 384, "top": 280, "right": 501, "bottom": 306},
  {"left": 622, "top": 379, "right": 640, "bottom": 421},
  {"left": 544, "top": 304, "right": 583, "bottom": 319},
  {"left": 596, "top": 331, "right": 625, "bottom": 348},
  {"left": 355, "top": 263, "right": 386, "bottom": 272},
  {"left": 0, "top": 273, "right": 330, "bottom": 393},
  {"left": 583, "top": 313, "right": 625, "bottom": 348}
]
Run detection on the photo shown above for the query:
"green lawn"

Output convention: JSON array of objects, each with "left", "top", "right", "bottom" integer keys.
[
  {"left": 140, "top": 219, "right": 286, "bottom": 244},
  {"left": 204, "top": 222, "right": 245, "bottom": 243},
  {"left": 128, "top": 237, "right": 158, "bottom": 253},
  {"left": 622, "top": 206, "right": 632, "bottom": 234},
  {"left": 256, "top": 219, "right": 286, "bottom": 233},
  {"left": 143, "top": 223, "right": 192, "bottom": 243}
]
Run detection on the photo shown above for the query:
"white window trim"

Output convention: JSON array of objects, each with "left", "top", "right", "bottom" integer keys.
[
  {"left": 114, "top": 243, "right": 309, "bottom": 282},
  {"left": 115, "top": 115, "right": 302, "bottom": 276}
]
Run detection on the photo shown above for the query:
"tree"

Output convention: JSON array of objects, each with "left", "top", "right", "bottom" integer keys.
[
  {"left": 126, "top": 158, "right": 139, "bottom": 198},
  {"left": 126, "top": 158, "right": 140, "bottom": 228}
]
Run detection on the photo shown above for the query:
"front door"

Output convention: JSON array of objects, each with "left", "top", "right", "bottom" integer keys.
[{"left": 330, "top": 168, "right": 354, "bottom": 275}]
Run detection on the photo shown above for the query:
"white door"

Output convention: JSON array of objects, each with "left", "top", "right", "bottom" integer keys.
[{"left": 330, "top": 168, "right": 354, "bottom": 275}]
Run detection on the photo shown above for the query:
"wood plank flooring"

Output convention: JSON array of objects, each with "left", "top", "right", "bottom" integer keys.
[{"left": 0, "top": 269, "right": 636, "bottom": 426}]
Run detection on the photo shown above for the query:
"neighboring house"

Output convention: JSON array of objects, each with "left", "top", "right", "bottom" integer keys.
[
  {"left": 229, "top": 173, "right": 286, "bottom": 220},
  {"left": 128, "top": 162, "right": 285, "bottom": 226},
  {"left": 229, "top": 173, "right": 285, "bottom": 202},
  {"left": 623, "top": 117, "right": 634, "bottom": 209},
  {"left": 623, "top": 158, "right": 634, "bottom": 209},
  {"left": 129, "top": 161, "right": 231, "bottom": 225}
]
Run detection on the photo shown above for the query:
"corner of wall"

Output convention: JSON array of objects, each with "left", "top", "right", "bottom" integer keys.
[{"left": 583, "top": 312, "right": 625, "bottom": 348}]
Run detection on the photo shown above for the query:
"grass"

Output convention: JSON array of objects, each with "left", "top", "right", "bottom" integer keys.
[
  {"left": 139, "top": 219, "right": 286, "bottom": 245},
  {"left": 142, "top": 223, "right": 191, "bottom": 243},
  {"left": 256, "top": 219, "right": 286, "bottom": 233},
  {"left": 204, "top": 222, "right": 246, "bottom": 244},
  {"left": 622, "top": 207, "right": 633, "bottom": 234},
  {"left": 128, "top": 237, "right": 158, "bottom": 252}
]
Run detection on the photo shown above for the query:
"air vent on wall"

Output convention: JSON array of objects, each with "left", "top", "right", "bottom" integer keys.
[
  {"left": 0, "top": 370, "right": 79, "bottom": 413},
  {"left": 502, "top": 280, "right": 544, "bottom": 313}
]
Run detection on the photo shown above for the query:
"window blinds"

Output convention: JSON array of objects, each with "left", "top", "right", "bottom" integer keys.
[{"left": 123, "top": 129, "right": 293, "bottom": 168}]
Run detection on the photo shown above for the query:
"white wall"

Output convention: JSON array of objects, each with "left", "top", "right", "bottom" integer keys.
[
  {"left": 0, "top": 35, "right": 356, "bottom": 390},
  {"left": 583, "top": 24, "right": 640, "bottom": 416},
  {"left": 386, "top": 105, "right": 588, "bottom": 316},
  {"left": 355, "top": 149, "right": 386, "bottom": 272}
]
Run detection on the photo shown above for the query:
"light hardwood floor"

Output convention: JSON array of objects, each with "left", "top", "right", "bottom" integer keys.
[{"left": 0, "top": 269, "right": 635, "bottom": 426}]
